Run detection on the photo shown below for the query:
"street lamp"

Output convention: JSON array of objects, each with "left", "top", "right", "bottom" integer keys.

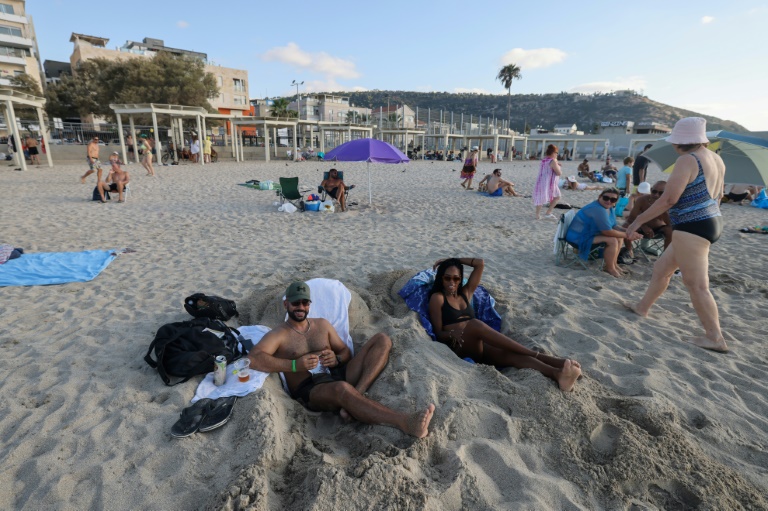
[{"left": 291, "top": 80, "right": 304, "bottom": 151}]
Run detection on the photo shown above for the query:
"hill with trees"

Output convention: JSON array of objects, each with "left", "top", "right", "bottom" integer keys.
[{"left": 337, "top": 90, "right": 746, "bottom": 133}]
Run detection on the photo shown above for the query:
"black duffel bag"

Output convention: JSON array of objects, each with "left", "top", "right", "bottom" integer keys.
[
  {"left": 184, "top": 293, "right": 239, "bottom": 321},
  {"left": 144, "top": 317, "right": 243, "bottom": 386}
]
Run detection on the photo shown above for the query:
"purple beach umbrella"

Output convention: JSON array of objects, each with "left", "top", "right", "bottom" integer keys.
[{"left": 323, "top": 138, "right": 410, "bottom": 204}]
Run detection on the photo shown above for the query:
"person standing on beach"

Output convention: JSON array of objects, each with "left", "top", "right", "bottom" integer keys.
[
  {"left": 429, "top": 258, "right": 582, "bottom": 391},
  {"left": 633, "top": 144, "right": 653, "bottom": 192},
  {"left": 533, "top": 144, "right": 562, "bottom": 219},
  {"left": 139, "top": 135, "right": 155, "bottom": 176},
  {"left": 126, "top": 134, "right": 135, "bottom": 163},
  {"left": 80, "top": 137, "right": 103, "bottom": 184},
  {"left": 249, "top": 282, "right": 435, "bottom": 438},
  {"left": 626, "top": 118, "right": 728, "bottom": 352},
  {"left": 25, "top": 135, "right": 40, "bottom": 166},
  {"left": 460, "top": 148, "right": 479, "bottom": 190},
  {"left": 203, "top": 137, "right": 212, "bottom": 163}
]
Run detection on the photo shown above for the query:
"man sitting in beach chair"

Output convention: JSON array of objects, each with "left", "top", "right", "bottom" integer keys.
[
  {"left": 319, "top": 168, "right": 354, "bottom": 212},
  {"left": 97, "top": 158, "right": 131, "bottom": 203},
  {"left": 247, "top": 281, "right": 435, "bottom": 438}
]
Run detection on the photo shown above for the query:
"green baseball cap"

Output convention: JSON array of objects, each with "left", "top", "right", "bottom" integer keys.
[{"left": 285, "top": 281, "right": 311, "bottom": 302}]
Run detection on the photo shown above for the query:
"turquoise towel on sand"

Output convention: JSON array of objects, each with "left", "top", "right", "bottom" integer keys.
[{"left": 0, "top": 249, "right": 118, "bottom": 287}]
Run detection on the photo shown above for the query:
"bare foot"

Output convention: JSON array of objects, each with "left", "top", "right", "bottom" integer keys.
[
  {"left": 622, "top": 301, "right": 648, "bottom": 318},
  {"left": 557, "top": 360, "right": 582, "bottom": 392},
  {"left": 405, "top": 404, "right": 435, "bottom": 438},
  {"left": 605, "top": 268, "right": 622, "bottom": 278},
  {"left": 339, "top": 408, "right": 352, "bottom": 423},
  {"left": 80, "top": 176, "right": 86, "bottom": 184},
  {"left": 687, "top": 336, "right": 729, "bottom": 353}
]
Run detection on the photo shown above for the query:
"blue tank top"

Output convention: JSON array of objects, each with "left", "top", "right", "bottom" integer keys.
[{"left": 669, "top": 153, "right": 721, "bottom": 225}]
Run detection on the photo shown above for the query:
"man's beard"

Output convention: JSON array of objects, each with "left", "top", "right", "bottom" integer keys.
[{"left": 287, "top": 309, "right": 308, "bottom": 322}]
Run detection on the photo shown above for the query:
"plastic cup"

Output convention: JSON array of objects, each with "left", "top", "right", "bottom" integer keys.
[{"left": 234, "top": 359, "right": 251, "bottom": 383}]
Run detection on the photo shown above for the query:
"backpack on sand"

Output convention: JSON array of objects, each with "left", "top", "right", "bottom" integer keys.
[
  {"left": 184, "top": 293, "right": 239, "bottom": 321},
  {"left": 144, "top": 317, "right": 243, "bottom": 386}
]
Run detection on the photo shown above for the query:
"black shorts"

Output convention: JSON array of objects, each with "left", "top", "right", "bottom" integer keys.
[
  {"left": 108, "top": 183, "right": 119, "bottom": 192},
  {"left": 325, "top": 186, "right": 340, "bottom": 199},
  {"left": 726, "top": 192, "right": 748, "bottom": 202},
  {"left": 28, "top": 147, "right": 39, "bottom": 156},
  {"left": 673, "top": 216, "right": 723, "bottom": 244},
  {"left": 291, "top": 364, "right": 347, "bottom": 410}
]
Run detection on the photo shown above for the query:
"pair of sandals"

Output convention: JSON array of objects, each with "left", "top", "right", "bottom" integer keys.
[{"left": 170, "top": 396, "right": 237, "bottom": 438}]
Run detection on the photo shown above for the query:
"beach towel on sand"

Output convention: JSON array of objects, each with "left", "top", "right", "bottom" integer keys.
[
  {"left": 398, "top": 269, "right": 502, "bottom": 341},
  {"left": 0, "top": 249, "right": 118, "bottom": 287},
  {"left": 192, "top": 279, "right": 355, "bottom": 403}
]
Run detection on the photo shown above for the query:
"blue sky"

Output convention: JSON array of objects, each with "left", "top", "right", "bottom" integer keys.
[{"left": 34, "top": 0, "right": 767, "bottom": 130}]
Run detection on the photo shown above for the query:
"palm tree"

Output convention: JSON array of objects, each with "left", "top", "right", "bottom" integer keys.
[
  {"left": 269, "top": 98, "right": 291, "bottom": 118},
  {"left": 496, "top": 64, "right": 522, "bottom": 130}
]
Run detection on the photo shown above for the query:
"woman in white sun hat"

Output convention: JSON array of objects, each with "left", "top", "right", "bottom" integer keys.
[{"left": 626, "top": 117, "right": 728, "bottom": 352}]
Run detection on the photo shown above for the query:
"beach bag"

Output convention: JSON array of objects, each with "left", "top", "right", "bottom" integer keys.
[
  {"left": 92, "top": 186, "right": 109, "bottom": 201},
  {"left": 615, "top": 196, "right": 629, "bottom": 216},
  {"left": 144, "top": 317, "right": 243, "bottom": 386},
  {"left": 751, "top": 189, "right": 768, "bottom": 209},
  {"left": 184, "top": 293, "right": 239, "bottom": 321}
]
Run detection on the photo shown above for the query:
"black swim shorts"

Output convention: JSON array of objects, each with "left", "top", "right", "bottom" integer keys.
[{"left": 291, "top": 364, "right": 347, "bottom": 410}]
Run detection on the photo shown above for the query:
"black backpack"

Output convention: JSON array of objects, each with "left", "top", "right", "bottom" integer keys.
[
  {"left": 184, "top": 293, "right": 239, "bottom": 321},
  {"left": 144, "top": 317, "right": 244, "bottom": 386}
]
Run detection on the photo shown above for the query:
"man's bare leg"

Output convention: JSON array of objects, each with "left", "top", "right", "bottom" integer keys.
[
  {"left": 338, "top": 185, "right": 347, "bottom": 211},
  {"left": 81, "top": 169, "right": 94, "bottom": 183},
  {"left": 117, "top": 183, "right": 125, "bottom": 202},
  {"left": 97, "top": 181, "right": 107, "bottom": 202},
  {"left": 345, "top": 333, "right": 391, "bottom": 395},
  {"left": 309, "top": 381, "right": 435, "bottom": 438}
]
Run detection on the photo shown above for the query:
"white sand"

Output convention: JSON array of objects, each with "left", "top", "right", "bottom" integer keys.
[{"left": 0, "top": 158, "right": 766, "bottom": 510}]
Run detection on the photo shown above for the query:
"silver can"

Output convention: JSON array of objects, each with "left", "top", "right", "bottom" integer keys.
[{"left": 213, "top": 355, "right": 227, "bottom": 386}]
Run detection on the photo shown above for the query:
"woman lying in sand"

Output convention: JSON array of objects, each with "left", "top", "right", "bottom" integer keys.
[
  {"left": 565, "top": 188, "right": 642, "bottom": 278},
  {"left": 428, "top": 258, "right": 581, "bottom": 391},
  {"left": 565, "top": 175, "right": 604, "bottom": 191}
]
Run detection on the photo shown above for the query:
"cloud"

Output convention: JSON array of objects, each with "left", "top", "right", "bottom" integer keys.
[
  {"left": 177, "top": 20, "right": 189, "bottom": 28},
  {"left": 569, "top": 76, "right": 647, "bottom": 94},
  {"left": 500, "top": 48, "right": 567, "bottom": 70},
  {"left": 454, "top": 87, "right": 492, "bottom": 94},
  {"left": 701, "top": 16, "right": 715, "bottom": 24},
  {"left": 261, "top": 43, "right": 360, "bottom": 79}
]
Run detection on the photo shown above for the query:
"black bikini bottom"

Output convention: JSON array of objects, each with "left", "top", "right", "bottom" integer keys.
[{"left": 673, "top": 216, "right": 722, "bottom": 244}]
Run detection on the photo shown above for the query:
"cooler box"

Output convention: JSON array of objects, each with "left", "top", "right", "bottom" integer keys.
[{"left": 305, "top": 201, "right": 321, "bottom": 211}]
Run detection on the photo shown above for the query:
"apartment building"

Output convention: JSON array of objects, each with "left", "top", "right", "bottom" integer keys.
[
  {"left": 291, "top": 93, "right": 372, "bottom": 124},
  {"left": 0, "top": 0, "right": 43, "bottom": 91},
  {"left": 69, "top": 33, "right": 250, "bottom": 115}
]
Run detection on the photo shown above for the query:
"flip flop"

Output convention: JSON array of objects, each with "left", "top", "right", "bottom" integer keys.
[
  {"left": 198, "top": 396, "right": 237, "bottom": 432},
  {"left": 170, "top": 398, "right": 213, "bottom": 438}
]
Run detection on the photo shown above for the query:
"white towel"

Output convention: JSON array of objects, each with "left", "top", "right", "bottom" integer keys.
[{"left": 191, "top": 325, "right": 271, "bottom": 403}]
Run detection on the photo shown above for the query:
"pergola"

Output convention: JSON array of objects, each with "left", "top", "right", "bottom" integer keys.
[
  {"left": 523, "top": 135, "right": 611, "bottom": 160},
  {"left": 416, "top": 132, "right": 522, "bottom": 158},
  {"left": 109, "top": 103, "right": 240, "bottom": 166},
  {"left": 0, "top": 88, "right": 52, "bottom": 170}
]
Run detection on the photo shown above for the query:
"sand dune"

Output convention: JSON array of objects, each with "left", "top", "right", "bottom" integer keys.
[{"left": 0, "top": 158, "right": 766, "bottom": 510}]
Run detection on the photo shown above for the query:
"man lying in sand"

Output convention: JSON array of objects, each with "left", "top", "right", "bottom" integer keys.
[
  {"left": 249, "top": 281, "right": 435, "bottom": 438},
  {"left": 478, "top": 169, "right": 519, "bottom": 196}
]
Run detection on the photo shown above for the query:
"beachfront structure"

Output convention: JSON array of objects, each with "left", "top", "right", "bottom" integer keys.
[
  {"left": 554, "top": 123, "right": 578, "bottom": 135},
  {"left": 288, "top": 93, "right": 372, "bottom": 124},
  {"left": 0, "top": 1, "right": 43, "bottom": 91},
  {"left": 372, "top": 104, "right": 416, "bottom": 129},
  {"left": 42, "top": 59, "right": 70, "bottom": 85},
  {"left": 0, "top": 87, "right": 51, "bottom": 170},
  {"left": 68, "top": 34, "right": 250, "bottom": 119}
]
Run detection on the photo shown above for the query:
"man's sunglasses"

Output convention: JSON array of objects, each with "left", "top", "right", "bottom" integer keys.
[
  {"left": 443, "top": 275, "right": 461, "bottom": 282},
  {"left": 601, "top": 196, "right": 619, "bottom": 203},
  {"left": 651, "top": 190, "right": 663, "bottom": 195},
  {"left": 290, "top": 299, "right": 310, "bottom": 306}
]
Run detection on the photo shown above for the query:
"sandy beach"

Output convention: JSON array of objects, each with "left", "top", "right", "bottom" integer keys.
[{"left": 0, "top": 156, "right": 766, "bottom": 510}]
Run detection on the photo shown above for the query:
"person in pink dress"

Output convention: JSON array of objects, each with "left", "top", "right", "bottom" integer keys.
[{"left": 533, "top": 144, "right": 562, "bottom": 219}]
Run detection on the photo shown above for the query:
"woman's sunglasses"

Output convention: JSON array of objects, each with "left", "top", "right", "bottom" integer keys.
[
  {"left": 442, "top": 275, "right": 461, "bottom": 282},
  {"left": 601, "top": 196, "right": 619, "bottom": 203}
]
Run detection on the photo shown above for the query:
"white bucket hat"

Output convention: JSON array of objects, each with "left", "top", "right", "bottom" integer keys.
[
  {"left": 665, "top": 117, "right": 709, "bottom": 144},
  {"left": 637, "top": 182, "right": 651, "bottom": 194},
  {"left": 567, "top": 175, "right": 578, "bottom": 183},
  {"left": 471, "top": 146, "right": 479, "bottom": 151}
]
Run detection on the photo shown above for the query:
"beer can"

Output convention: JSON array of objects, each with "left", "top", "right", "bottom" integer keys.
[{"left": 213, "top": 355, "right": 227, "bottom": 386}]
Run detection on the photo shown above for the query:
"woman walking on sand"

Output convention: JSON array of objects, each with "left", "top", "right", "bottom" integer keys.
[
  {"left": 460, "top": 148, "right": 479, "bottom": 190},
  {"left": 139, "top": 135, "right": 155, "bottom": 176},
  {"left": 429, "top": 257, "right": 582, "bottom": 391},
  {"left": 626, "top": 117, "right": 728, "bottom": 352},
  {"left": 533, "top": 144, "right": 562, "bottom": 219}
]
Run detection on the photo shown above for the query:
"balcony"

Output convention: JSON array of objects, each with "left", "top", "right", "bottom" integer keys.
[
  {"left": 0, "top": 13, "right": 27, "bottom": 25},
  {"left": 0, "top": 33, "right": 33, "bottom": 49},
  {"left": 0, "top": 54, "right": 24, "bottom": 65}
]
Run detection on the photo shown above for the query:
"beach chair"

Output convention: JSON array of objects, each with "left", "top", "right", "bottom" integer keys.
[
  {"left": 633, "top": 232, "right": 665, "bottom": 262},
  {"left": 317, "top": 170, "right": 355, "bottom": 204},
  {"left": 553, "top": 210, "right": 605, "bottom": 270},
  {"left": 277, "top": 177, "right": 303, "bottom": 210}
]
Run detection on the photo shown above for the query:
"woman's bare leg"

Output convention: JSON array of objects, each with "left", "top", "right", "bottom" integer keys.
[
  {"left": 631, "top": 242, "right": 679, "bottom": 316},
  {"left": 593, "top": 236, "right": 622, "bottom": 277},
  {"left": 544, "top": 196, "right": 560, "bottom": 215}
]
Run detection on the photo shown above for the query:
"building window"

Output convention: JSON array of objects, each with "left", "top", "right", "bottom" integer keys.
[
  {"left": 0, "top": 24, "right": 22, "bottom": 37},
  {"left": 233, "top": 78, "right": 245, "bottom": 92},
  {"left": 0, "top": 4, "right": 15, "bottom": 15},
  {"left": 234, "top": 95, "right": 246, "bottom": 105},
  {"left": 0, "top": 45, "right": 28, "bottom": 57},
  {"left": 217, "top": 75, "right": 223, "bottom": 86}
]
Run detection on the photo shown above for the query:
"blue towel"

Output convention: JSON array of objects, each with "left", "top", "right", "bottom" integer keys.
[
  {"left": 397, "top": 269, "right": 502, "bottom": 341},
  {"left": 0, "top": 249, "right": 118, "bottom": 287}
]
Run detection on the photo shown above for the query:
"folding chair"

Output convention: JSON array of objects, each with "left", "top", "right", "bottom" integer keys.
[
  {"left": 317, "top": 170, "right": 355, "bottom": 204},
  {"left": 553, "top": 210, "right": 605, "bottom": 270},
  {"left": 633, "top": 232, "right": 665, "bottom": 262},
  {"left": 277, "top": 177, "right": 304, "bottom": 209}
]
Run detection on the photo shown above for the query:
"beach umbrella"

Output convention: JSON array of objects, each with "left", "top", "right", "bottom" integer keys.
[
  {"left": 643, "top": 131, "right": 768, "bottom": 186},
  {"left": 323, "top": 138, "right": 410, "bottom": 204}
]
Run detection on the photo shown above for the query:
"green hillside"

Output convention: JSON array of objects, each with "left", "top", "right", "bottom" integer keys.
[{"left": 335, "top": 90, "right": 746, "bottom": 133}]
